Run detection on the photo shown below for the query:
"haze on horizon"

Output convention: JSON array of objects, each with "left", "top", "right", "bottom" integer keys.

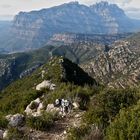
[{"left": 0, "top": 0, "right": 140, "bottom": 20}]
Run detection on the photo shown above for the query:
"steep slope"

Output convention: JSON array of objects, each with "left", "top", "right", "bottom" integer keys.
[
  {"left": 0, "top": 57, "right": 139, "bottom": 140},
  {"left": 0, "top": 56, "right": 97, "bottom": 114},
  {"left": 82, "top": 39, "right": 140, "bottom": 88},
  {"left": 0, "top": 46, "right": 55, "bottom": 90},
  {"left": 0, "top": 1, "right": 139, "bottom": 52},
  {"left": 0, "top": 39, "right": 105, "bottom": 90},
  {"left": 0, "top": 56, "right": 97, "bottom": 139}
]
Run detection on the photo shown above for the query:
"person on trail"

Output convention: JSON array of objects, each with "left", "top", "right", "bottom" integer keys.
[{"left": 54, "top": 98, "right": 72, "bottom": 116}]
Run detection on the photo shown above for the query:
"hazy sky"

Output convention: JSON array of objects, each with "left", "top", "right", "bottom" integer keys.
[{"left": 0, "top": 0, "right": 140, "bottom": 20}]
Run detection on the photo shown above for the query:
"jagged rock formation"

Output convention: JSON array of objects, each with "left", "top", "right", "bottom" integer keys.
[
  {"left": 82, "top": 39, "right": 140, "bottom": 88},
  {"left": 0, "top": 1, "right": 139, "bottom": 52}
]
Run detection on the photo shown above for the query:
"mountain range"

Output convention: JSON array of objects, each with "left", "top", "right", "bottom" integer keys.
[
  {"left": 0, "top": 32, "right": 140, "bottom": 90},
  {"left": 0, "top": 1, "right": 140, "bottom": 53}
]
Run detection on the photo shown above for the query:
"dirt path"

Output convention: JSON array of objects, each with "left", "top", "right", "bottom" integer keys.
[{"left": 30, "top": 110, "right": 84, "bottom": 140}]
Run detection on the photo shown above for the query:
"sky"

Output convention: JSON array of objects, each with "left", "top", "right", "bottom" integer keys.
[{"left": 0, "top": 0, "right": 140, "bottom": 20}]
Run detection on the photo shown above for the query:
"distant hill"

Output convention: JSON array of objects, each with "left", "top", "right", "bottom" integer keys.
[
  {"left": 0, "top": 32, "right": 140, "bottom": 90},
  {"left": 0, "top": 56, "right": 97, "bottom": 114},
  {"left": 0, "top": 1, "right": 139, "bottom": 52},
  {"left": 0, "top": 40, "right": 104, "bottom": 90}
]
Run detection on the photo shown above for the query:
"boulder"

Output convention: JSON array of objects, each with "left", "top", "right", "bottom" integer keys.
[
  {"left": 8, "top": 114, "right": 25, "bottom": 127},
  {"left": 25, "top": 98, "right": 44, "bottom": 117},
  {"left": 34, "top": 98, "right": 41, "bottom": 104},
  {"left": 36, "top": 80, "right": 56, "bottom": 91},
  {"left": 37, "top": 103, "right": 44, "bottom": 112},
  {"left": 25, "top": 98, "right": 40, "bottom": 114}
]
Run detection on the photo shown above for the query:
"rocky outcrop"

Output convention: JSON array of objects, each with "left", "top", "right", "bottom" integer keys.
[
  {"left": 36, "top": 80, "right": 56, "bottom": 91},
  {"left": 24, "top": 98, "right": 44, "bottom": 116},
  {"left": 6, "top": 113, "right": 25, "bottom": 127},
  {"left": 82, "top": 40, "right": 140, "bottom": 88}
]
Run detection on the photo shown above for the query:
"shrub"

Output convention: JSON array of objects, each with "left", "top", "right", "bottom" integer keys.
[
  {"left": 105, "top": 101, "right": 140, "bottom": 140},
  {"left": 68, "top": 125, "right": 89, "bottom": 140},
  {"left": 26, "top": 112, "right": 58, "bottom": 131},
  {"left": 6, "top": 127, "right": 27, "bottom": 140},
  {"left": 0, "top": 115, "right": 8, "bottom": 129},
  {"left": 83, "top": 88, "right": 139, "bottom": 128}
]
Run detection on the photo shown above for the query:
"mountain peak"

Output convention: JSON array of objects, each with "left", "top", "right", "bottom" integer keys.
[
  {"left": 91, "top": 1, "right": 124, "bottom": 15},
  {"left": 67, "top": 1, "right": 79, "bottom": 5},
  {"left": 41, "top": 56, "right": 97, "bottom": 86}
]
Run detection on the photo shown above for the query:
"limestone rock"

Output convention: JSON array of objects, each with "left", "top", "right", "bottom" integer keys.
[
  {"left": 8, "top": 114, "right": 25, "bottom": 127},
  {"left": 36, "top": 80, "right": 56, "bottom": 91},
  {"left": 3, "top": 130, "right": 8, "bottom": 139},
  {"left": 46, "top": 104, "right": 60, "bottom": 113},
  {"left": 24, "top": 98, "right": 43, "bottom": 117}
]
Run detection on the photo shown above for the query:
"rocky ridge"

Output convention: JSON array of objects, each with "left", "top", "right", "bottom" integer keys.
[
  {"left": 0, "top": 56, "right": 97, "bottom": 140},
  {"left": 82, "top": 40, "right": 140, "bottom": 88}
]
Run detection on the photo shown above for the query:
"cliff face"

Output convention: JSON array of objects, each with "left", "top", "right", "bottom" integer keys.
[
  {"left": 82, "top": 38, "right": 140, "bottom": 88},
  {"left": 48, "top": 33, "right": 131, "bottom": 45},
  {"left": 90, "top": 2, "right": 133, "bottom": 34},
  {"left": 2, "top": 1, "right": 139, "bottom": 52}
]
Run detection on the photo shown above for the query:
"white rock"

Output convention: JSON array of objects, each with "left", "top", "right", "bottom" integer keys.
[
  {"left": 34, "top": 98, "right": 41, "bottom": 104},
  {"left": 36, "top": 80, "right": 51, "bottom": 91},
  {"left": 9, "top": 114, "right": 24, "bottom": 127},
  {"left": 24, "top": 98, "right": 42, "bottom": 116},
  {"left": 32, "top": 112, "right": 42, "bottom": 117},
  {"left": 36, "top": 80, "right": 56, "bottom": 91},
  {"left": 0, "top": 130, "right": 4, "bottom": 139},
  {"left": 72, "top": 102, "right": 79, "bottom": 109},
  {"left": 50, "top": 84, "right": 56, "bottom": 90},
  {"left": 63, "top": 130, "right": 67, "bottom": 135},
  {"left": 3, "top": 130, "right": 8, "bottom": 139},
  {"left": 37, "top": 103, "right": 44, "bottom": 112},
  {"left": 46, "top": 104, "right": 60, "bottom": 113},
  {"left": 5, "top": 114, "right": 13, "bottom": 121},
  {"left": 25, "top": 105, "right": 33, "bottom": 115},
  {"left": 46, "top": 104, "right": 55, "bottom": 111}
]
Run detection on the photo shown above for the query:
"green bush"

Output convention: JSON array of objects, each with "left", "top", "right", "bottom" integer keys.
[
  {"left": 6, "top": 127, "right": 28, "bottom": 140},
  {"left": 68, "top": 125, "right": 89, "bottom": 140},
  {"left": 0, "top": 115, "right": 8, "bottom": 129},
  {"left": 26, "top": 112, "right": 58, "bottom": 131},
  {"left": 83, "top": 88, "right": 139, "bottom": 128},
  {"left": 105, "top": 101, "right": 140, "bottom": 140}
]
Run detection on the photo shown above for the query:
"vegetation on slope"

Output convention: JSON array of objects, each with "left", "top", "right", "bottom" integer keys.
[{"left": 0, "top": 57, "right": 140, "bottom": 140}]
